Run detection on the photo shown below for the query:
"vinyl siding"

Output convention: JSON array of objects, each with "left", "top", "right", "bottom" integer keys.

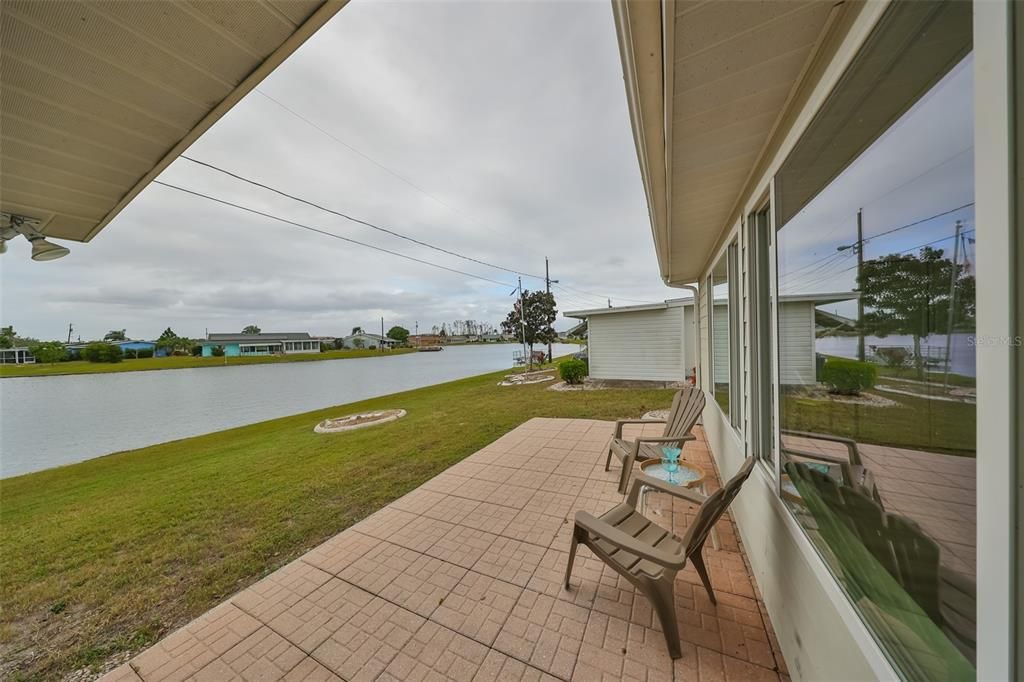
[
  {"left": 778, "top": 301, "right": 815, "bottom": 384},
  {"left": 588, "top": 307, "right": 683, "bottom": 381}
]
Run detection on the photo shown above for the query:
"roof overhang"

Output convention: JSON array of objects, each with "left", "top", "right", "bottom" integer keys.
[
  {"left": 565, "top": 291, "right": 856, "bottom": 319},
  {"left": 612, "top": 0, "right": 849, "bottom": 285},
  {"left": 1, "top": 0, "right": 347, "bottom": 243}
]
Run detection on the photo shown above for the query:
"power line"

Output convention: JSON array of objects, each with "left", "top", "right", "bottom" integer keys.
[
  {"left": 253, "top": 88, "right": 547, "bottom": 262},
  {"left": 179, "top": 155, "right": 546, "bottom": 281},
  {"left": 152, "top": 181, "right": 515, "bottom": 288},
  {"left": 555, "top": 282, "right": 653, "bottom": 305}
]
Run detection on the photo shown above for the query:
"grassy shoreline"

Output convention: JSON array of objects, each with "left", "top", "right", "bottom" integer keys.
[
  {"left": 0, "top": 365, "right": 671, "bottom": 680},
  {"left": 0, "top": 347, "right": 418, "bottom": 379}
]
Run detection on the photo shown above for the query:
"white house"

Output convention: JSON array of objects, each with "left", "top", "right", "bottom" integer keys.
[
  {"left": 612, "top": 1, "right": 1018, "bottom": 679},
  {"left": 340, "top": 333, "right": 398, "bottom": 350},
  {"left": 566, "top": 293, "right": 854, "bottom": 385},
  {"left": 0, "top": 347, "right": 35, "bottom": 364}
]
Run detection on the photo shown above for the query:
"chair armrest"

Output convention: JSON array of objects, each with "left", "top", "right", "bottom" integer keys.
[
  {"left": 574, "top": 511, "right": 684, "bottom": 569},
  {"left": 626, "top": 472, "right": 707, "bottom": 507},
  {"left": 634, "top": 434, "right": 697, "bottom": 445},
  {"left": 781, "top": 429, "right": 862, "bottom": 466},
  {"left": 614, "top": 418, "right": 666, "bottom": 438}
]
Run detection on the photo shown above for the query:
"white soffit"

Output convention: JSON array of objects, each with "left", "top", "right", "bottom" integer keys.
[{"left": 0, "top": 0, "right": 346, "bottom": 242}]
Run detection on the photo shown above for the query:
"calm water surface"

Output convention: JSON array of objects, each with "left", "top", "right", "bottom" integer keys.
[{"left": 0, "top": 344, "right": 578, "bottom": 478}]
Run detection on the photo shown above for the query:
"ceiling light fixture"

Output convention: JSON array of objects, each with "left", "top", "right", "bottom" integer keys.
[{"left": 0, "top": 213, "right": 70, "bottom": 261}]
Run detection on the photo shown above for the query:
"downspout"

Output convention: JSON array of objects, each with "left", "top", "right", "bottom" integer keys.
[{"left": 681, "top": 284, "right": 699, "bottom": 388}]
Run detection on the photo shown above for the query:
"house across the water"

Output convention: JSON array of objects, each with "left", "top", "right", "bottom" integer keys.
[
  {"left": 199, "top": 332, "right": 320, "bottom": 357},
  {"left": 0, "top": 347, "right": 35, "bottom": 364},
  {"left": 339, "top": 333, "right": 398, "bottom": 350}
]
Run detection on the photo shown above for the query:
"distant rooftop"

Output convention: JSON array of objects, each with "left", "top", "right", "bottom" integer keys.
[{"left": 204, "top": 332, "right": 312, "bottom": 343}]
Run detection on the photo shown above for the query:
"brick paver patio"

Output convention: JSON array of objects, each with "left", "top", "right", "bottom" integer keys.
[{"left": 103, "top": 418, "right": 787, "bottom": 682}]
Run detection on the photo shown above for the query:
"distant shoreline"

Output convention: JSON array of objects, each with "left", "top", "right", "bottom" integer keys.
[{"left": 0, "top": 347, "right": 418, "bottom": 379}]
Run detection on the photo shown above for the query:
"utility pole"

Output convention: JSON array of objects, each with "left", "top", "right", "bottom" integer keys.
[
  {"left": 66, "top": 322, "right": 73, "bottom": 344},
  {"left": 381, "top": 316, "right": 385, "bottom": 352},
  {"left": 545, "top": 257, "right": 558, "bottom": 363},
  {"left": 518, "top": 276, "right": 528, "bottom": 371},
  {"left": 838, "top": 209, "right": 866, "bottom": 361},
  {"left": 943, "top": 220, "right": 963, "bottom": 388}
]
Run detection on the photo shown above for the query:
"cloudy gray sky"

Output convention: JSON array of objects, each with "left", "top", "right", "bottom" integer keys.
[{"left": 1, "top": 0, "right": 674, "bottom": 342}]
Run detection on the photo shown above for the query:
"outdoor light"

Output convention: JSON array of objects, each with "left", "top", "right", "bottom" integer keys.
[
  {"left": 0, "top": 212, "right": 70, "bottom": 261},
  {"left": 28, "top": 235, "right": 71, "bottom": 261}
]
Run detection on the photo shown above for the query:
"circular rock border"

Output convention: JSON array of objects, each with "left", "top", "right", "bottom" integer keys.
[
  {"left": 498, "top": 371, "right": 556, "bottom": 387},
  {"left": 314, "top": 409, "right": 406, "bottom": 433}
]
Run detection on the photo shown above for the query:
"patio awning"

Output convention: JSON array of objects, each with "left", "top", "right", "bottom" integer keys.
[
  {"left": 0, "top": 0, "right": 347, "bottom": 243},
  {"left": 611, "top": 0, "right": 845, "bottom": 284}
]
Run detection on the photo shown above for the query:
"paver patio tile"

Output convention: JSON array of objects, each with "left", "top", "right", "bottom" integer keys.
[
  {"left": 493, "top": 588, "right": 590, "bottom": 679},
  {"left": 118, "top": 420, "right": 787, "bottom": 682},
  {"left": 573, "top": 610, "right": 674, "bottom": 682},
  {"left": 338, "top": 541, "right": 466, "bottom": 617},
  {"left": 132, "top": 602, "right": 261, "bottom": 682},
  {"left": 377, "top": 621, "right": 491, "bottom": 681},
  {"left": 472, "top": 535, "right": 548, "bottom": 587},
  {"left": 458, "top": 500, "right": 518, "bottom": 535},
  {"left": 298, "top": 527, "right": 379, "bottom": 574},
  {"left": 428, "top": 524, "right": 501, "bottom": 569},
  {"left": 503, "top": 507, "right": 568, "bottom": 547},
  {"left": 310, "top": 590, "right": 424, "bottom": 682},
  {"left": 430, "top": 570, "right": 523, "bottom": 645},
  {"left": 192, "top": 626, "right": 305, "bottom": 681},
  {"left": 280, "top": 657, "right": 342, "bottom": 681}
]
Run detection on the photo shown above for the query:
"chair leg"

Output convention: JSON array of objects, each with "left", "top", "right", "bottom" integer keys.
[
  {"left": 691, "top": 551, "right": 716, "bottom": 605},
  {"left": 604, "top": 445, "right": 614, "bottom": 472},
  {"left": 617, "top": 452, "right": 635, "bottom": 495},
  {"left": 564, "top": 527, "right": 581, "bottom": 590},
  {"left": 645, "top": 577, "right": 682, "bottom": 659}
]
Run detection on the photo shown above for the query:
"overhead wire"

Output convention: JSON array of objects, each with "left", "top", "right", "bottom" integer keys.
[
  {"left": 179, "top": 155, "right": 546, "bottom": 280},
  {"left": 152, "top": 181, "right": 515, "bottom": 288}
]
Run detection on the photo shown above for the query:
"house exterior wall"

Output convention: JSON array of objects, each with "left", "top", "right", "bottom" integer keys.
[
  {"left": 588, "top": 306, "right": 683, "bottom": 381},
  {"left": 694, "top": 3, "right": 902, "bottom": 679}
]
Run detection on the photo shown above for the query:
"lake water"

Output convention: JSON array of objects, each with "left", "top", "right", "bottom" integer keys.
[
  {"left": 814, "top": 332, "right": 976, "bottom": 377},
  {"left": 0, "top": 344, "right": 579, "bottom": 478}
]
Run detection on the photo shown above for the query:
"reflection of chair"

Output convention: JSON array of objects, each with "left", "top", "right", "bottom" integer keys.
[
  {"left": 781, "top": 429, "right": 881, "bottom": 504},
  {"left": 786, "top": 462, "right": 976, "bottom": 663},
  {"left": 565, "top": 458, "right": 755, "bottom": 658},
  {"left": 606, "top": 387, "right": 705, "bottom": 494}
]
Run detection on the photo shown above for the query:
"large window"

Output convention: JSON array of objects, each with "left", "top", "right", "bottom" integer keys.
[{"left": 774, "top": 4, "right": 975, "bottom": 678}]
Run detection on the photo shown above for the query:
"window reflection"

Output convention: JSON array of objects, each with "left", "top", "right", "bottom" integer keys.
[
  {"left": 711, "top": 254, "right": 729, "bottom": 414},
  {"left": 776, "top": 56, "right": 976, "bottom": 679}
]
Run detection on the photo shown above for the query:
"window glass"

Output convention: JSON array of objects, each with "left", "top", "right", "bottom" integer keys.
[
  {"left": 711, "top": 254, "right": 730, "bottom": 414},
  {"left": 776, "top": 57, "right": 975, "bottom": 678}
]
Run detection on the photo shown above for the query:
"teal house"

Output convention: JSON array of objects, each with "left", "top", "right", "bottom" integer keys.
[{"left": 200, "top": 332, "right": 319, "bottom": 357}]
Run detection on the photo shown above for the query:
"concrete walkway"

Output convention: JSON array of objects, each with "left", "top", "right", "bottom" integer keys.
[{"left": 103, "top": 419, "right": 787, "bottom": 682}]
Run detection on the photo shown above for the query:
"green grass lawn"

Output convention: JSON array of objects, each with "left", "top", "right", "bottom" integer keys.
[
  {"left": 0, "top": 366, "right": 672, "bottom": 680},
  {"left": 0, "top": 348, "right": 416, "bottom": 378},
  {"left": 781, "top": 389, "right": 976, "bottom": 456}
]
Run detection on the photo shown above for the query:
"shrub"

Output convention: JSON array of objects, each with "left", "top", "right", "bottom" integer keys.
[
  {"left": 81, "top": 342, "right": 124, "bottom": 363},
  {"left": 820, "top": 358, "right": 877, "bottom": 395},
  {"left": 559, "top": 358, "right": 588, "bottom": 385},
  {"left": 191, "top": 345, "right": 203, "bottom": 356},
  {"left": 29, "top": 341, "right": 67, "bottom": 364},
  {"left": 211, "top": 345, "right": 225, "bottom": 357}
]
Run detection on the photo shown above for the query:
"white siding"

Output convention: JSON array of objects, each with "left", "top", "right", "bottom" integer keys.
[
  {"left": 778, "top": 301, "right": 815, "bottom": 385},
  {"left": 712, "top": 304, "right": 729, "bottom": 385},
  {"left": 588, "top": 307, "right": 683, "bottom": 381},
  {"left": 682, "top": 306, "right": 697, "bottom": 377}
]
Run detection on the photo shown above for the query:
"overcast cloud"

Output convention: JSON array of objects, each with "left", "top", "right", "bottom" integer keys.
[{"left": 0, "top": 0, "right": 674, "bottom": 342}]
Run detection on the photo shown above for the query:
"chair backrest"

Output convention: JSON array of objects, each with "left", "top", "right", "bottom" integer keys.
[
  {"left": 682, "top": 457, "right": 755, "bottom": 556},
  {"left": 663, "top": 387, "right": 705, "bottom": 440}
]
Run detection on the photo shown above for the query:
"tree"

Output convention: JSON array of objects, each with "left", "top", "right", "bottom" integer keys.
[
  {"left": 242, "top": 325, "right": 261, "bottom": 335},
  {"left": 351, "top": 326, "right": 364, "bottom": 335},
  {"left": 29, "top": 341, "right": 67, "bottom": 364},
  {"left": 386, "top": 326, "right": 410, "bottom": 344},
  {"left": 353, "top": 338, "right": 365, "bottom": 349},
  {"left": 81, "top": 342, "right": 123, "bottom": 363},
  {"left": 156, "top": 328, "right": 192, "bottom": 355},
  {"left": 859, "top": 246, "right": 975, "bottom": 379},
  {"left": 103, "top": 329, "right": 127, "bottom": 341},
  {"left": 501, "top": 290, "right": 557, "bottom": 366},
  {"left": 0, "top": 326, "right": 15, "bottom": 349}
]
